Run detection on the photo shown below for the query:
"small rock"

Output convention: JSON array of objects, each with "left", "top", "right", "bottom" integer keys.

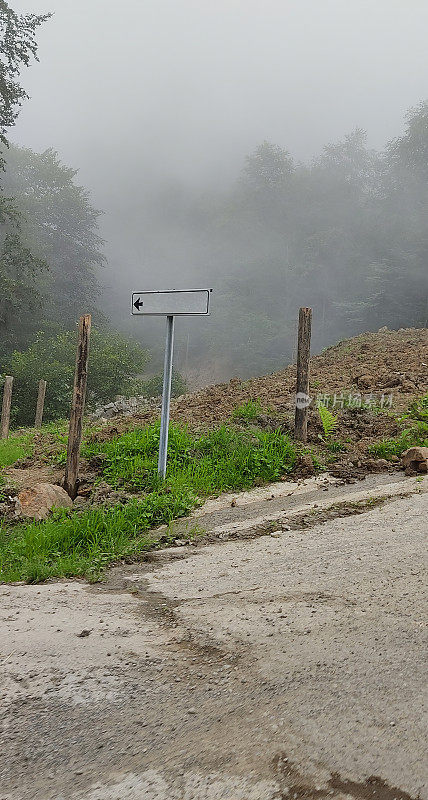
[
  {"left": 354, "top": 374, "right": 373, "bottom": 390},
  {"left": 16, "top": 483, "right": 73, "bottom": 521},
  {"left": 402, "top": 446, "right": 428, "bottom": 473},
  {"left": 76, "top": 630, "right": 92, "bottom": 638}
]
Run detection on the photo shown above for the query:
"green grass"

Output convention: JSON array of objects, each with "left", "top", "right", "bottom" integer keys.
[
  {"left": 368, "top": 421, "right": 428, "bottom": 459},
  {"left": 368, "top": 394, "right": 428, "bottom": 459},
  {"left": 232, "top": 398, "right": 265, "bottom": 421},
  {"left": 0, "top": 432, "right": 34, "bottom": 468},
  {"left": 0, "top": 422, "right": 298, "bottom": 583},
  {"left": 81, "top": 422, "right": 297, "bottom": 495},
  {"left": 0, "top": 490, "right": 195, "bottom": 583}
]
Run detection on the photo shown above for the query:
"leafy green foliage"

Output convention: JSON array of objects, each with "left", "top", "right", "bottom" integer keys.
[
  {"left": 232, "top": 398, "right": 264, "bottom": 421},
  {"left": 0, "top": 2, "right": 51, "bottom": 167},
  {"left": 318, "top": 405, "right": 339, "bottom": 440},
  {"left": 5, "top": 328, "right": 149, "bottom": 427}
]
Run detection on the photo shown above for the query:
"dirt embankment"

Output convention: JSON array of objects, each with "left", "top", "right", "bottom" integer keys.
[
  {"left": 170, "top": 327, "right": 427, "bottom": 426},
  {"left": 107, "top": 327, "right": 427, "bottom": 474}
]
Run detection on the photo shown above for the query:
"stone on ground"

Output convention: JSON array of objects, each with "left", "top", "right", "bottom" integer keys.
[{"left": 16, "top": 483, "right": 73, "bottom": 520}]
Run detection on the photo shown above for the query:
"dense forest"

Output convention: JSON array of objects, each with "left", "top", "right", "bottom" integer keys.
[
  {"left": 0, "top": 1, "right": 427, "bottom": 412},
  {"left": 104, "top": 103, "right": 428, "bottom": 381}
]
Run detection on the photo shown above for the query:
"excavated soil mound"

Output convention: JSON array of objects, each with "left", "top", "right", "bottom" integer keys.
[
  {"left": 134, "top": 327, "right": 427, "bottom": 428},
  {"left": 88, "top": 326, "right": 423, "bottom": 482}
]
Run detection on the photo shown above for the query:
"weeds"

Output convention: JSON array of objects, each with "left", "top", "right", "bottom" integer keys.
[
  {"left": 369, "top": 394, "right": 428, "bottom": 459},
  {"left": 232, "top": 398, "right": 265, "bottom": 421}
]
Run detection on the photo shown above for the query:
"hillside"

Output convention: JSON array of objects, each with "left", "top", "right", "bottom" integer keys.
[
  {"left": 170, "top": 327, "right": 428, "bottom": 426},
  {"left": 83, "top": 326, "right": 427, "bottom": 482}
]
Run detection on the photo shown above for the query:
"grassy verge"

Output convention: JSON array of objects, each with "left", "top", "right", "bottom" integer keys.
[
  {"left": 0, "top": 490, "right": 195, "bottom": 583},
  {"left": 0, "top": 423, "right": 299, "bottom": 583},
  {"left": 82, "top": 422, "right": 298, "bottom": 494}
]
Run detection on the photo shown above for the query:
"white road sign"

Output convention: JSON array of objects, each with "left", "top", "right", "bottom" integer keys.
[
  {"left": 132, "top": 287, "right": 213, "bottom": 478},
  {"left": 132, "top": 289, "right": 211, "bottom": 316}
]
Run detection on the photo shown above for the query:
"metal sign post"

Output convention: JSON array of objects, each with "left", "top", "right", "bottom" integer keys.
[
  {"left": 158, "top": 315, "right": 174, "bottom": 478},
  {"left": 132, "top": 289, "right": 212, "bottom": 479}
]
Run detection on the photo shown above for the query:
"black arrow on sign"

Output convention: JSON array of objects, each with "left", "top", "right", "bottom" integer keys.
[{"left": 133, "top": 297, "right": 144, "bottom": 311}]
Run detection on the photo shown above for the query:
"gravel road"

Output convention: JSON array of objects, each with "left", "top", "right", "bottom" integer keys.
[{"left": 1, "top": 474, "right": 427, "bottom": 800}]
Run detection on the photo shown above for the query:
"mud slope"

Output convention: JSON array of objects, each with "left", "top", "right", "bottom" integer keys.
[{"left": 169, "top": 327, "right": 427, "bottom": 426}]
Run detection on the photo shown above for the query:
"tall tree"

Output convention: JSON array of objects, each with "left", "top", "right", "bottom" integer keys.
[
  {"left": 2, "top": 145, "right": 105, "bottom": 331},
  {"left": 0, "top": 222, "right": 47, "bottom": 359},
  {"left": 0, "top": 2, "right": 51, "bottom": 358},
  {"left": 242, "top": 141, "right": 294, "bottom": 192},
  {"left": 387, "top": 101, "right": 428, "bottom": 178},
  {"left": 0, "top": 1, "right": 50, "bottom": 169}
]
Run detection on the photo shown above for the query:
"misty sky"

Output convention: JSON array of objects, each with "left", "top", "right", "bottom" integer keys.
[
  {"left": 11, "top": 0, "right": 428, "bottom": 201},
  {"left": 6, "top": 0, "right": 428, "bottom": 376}
]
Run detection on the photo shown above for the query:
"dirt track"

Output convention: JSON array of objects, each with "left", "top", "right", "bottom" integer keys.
[{"left": 1, "top": 474, "right": 427, "bottom": 800}]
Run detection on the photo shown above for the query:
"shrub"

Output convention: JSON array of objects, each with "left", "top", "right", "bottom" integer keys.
[{"left": 4, "top": 328, "right": 149, "bottom": 427}]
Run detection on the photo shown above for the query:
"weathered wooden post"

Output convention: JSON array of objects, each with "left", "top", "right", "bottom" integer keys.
[
  {"left": 64, "top": 315, "right": 91, "bottom": 499},
  {"left": 294, "top": 307, "right": 312, "bottom": 443},
  {"left": 34, "top": 379, "right": 47, "bottom": 428},
  {"left": 1, "top": 376, "right": 13, "bottom": 440}
]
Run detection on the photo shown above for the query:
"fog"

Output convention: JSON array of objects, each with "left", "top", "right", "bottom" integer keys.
[{"left": 8, "top": 0, "right": 428, "bottom": 382}]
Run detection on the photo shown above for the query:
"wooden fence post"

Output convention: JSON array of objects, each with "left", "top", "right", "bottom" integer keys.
[
  {"left": 34, "top": 379, "right": 47, "bottom": 428},
  {"left": 294, "top": 307, "right": 312, "bottom": 443},
  {"left": 64, "top": 315, "right": 91, "bottom": 499},
  {"left": 1, "top": 376, "right": 13, "bottom": 440}
]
